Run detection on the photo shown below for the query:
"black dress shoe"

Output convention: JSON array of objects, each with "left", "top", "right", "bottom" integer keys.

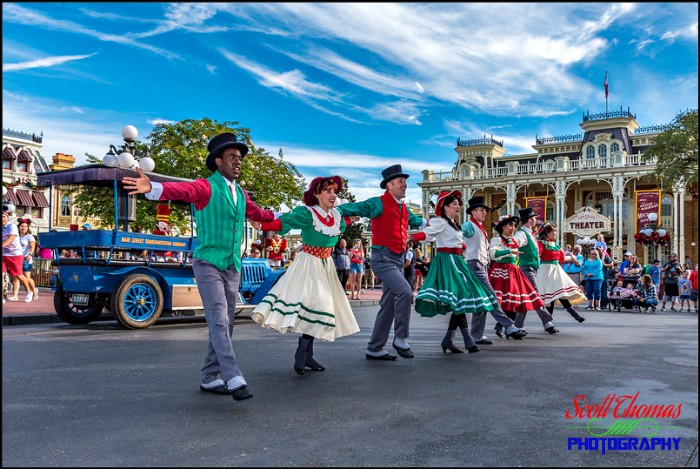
[
  {"left": 467, "top": 345, "right": 480, "bottom": 353},
  {"left": 545, "top": 326, "right": 559, "bottom": 334},
  {"left": 199, "top": 384, "right": 229, "bottom": 395},
  {"left": 505, "top": 330, "right": 526, "bottom": 340},
  {"left": 475, "top": 338, "right": 493, "bottom": 345},
  {"left": 230, "top": 386, "right": 253, "bottom": 401},
  {"left": 365, "top": 352, "right": 397, "bottom": 361},
  {"left": 392, "top": 342, "right": 415, "bottom": 358},
  {"left": 494, "top": 325, "right": 504, "bottom": 338},
  {"left": 577, "top": 317, "right": 586, "bottom": 323}
]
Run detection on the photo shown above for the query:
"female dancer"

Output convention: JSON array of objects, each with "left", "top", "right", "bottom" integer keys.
[
  {"left": 488, "top": 215, "right": 549, "bottom": 336},
  {"left": 348, "top": 238, "right": 365, "bottom": 300},
  {"left": 251, "top": 176, "right": 360, "bottom": 375},
  {"left": 413, "top": 190, "right": 499, "bottom": 354},
  {"left": 536, "top": 223, "right": 587, "bottom": 321}
]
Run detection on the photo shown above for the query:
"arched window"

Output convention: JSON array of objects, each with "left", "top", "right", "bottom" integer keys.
[
  {"left": 60, "top": 195, "right": 71, "bottom": 217},
  {"left": 611, "top": 142, "right": 620, "bottom": 154},
  {"left": 598, "top": 144, "right": 607, "bottom": 160},
  {"left": 586, "top": 146, "right": 595, "bottom": 159}
]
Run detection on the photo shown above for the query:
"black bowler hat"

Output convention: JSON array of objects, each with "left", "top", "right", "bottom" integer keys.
[
  {"left": 206, "top": 133, "right": 249, "bottom": 172},
  {"left": 518, "top": 207, "right": 536, "bottom": 223},
  {"left": 465, "top": 196, "right": 490, "bottom": 214},
  {"left": 380, "top": 164, "right": 410, "bottom": 189}
]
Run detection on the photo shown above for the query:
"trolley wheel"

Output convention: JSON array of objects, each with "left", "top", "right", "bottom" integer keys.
[
  {"left": 53, "top": 289, "right": 104, "bottom": 325},
  {"left": 110, "top": 273, "right": 163, "bottom": 329}
]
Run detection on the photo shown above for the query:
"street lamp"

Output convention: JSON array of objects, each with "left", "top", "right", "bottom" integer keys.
[
  {"left": 102, "top": 125, "right": 155, "bottom": 172},
  {"left": 101, "top": 126, "right": 156, "bottom": 230},
  {"left": 634, "top": 212, "right": 669, "bottom": 261}
]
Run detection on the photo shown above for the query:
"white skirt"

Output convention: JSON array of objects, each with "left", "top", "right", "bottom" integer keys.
[
  {"left": 536, "top": 263, "right": 587, "bottom": 305},
  {"left": 250, "top": 251, "right": 360, "bottom": 341}
]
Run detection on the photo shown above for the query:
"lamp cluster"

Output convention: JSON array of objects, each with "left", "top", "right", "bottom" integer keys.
[
  {"left": 101, "top": 125, "right": 155, "bottom": 172},
  {"left": 634, "top": 212, "right": 670, "bottom": 246}
]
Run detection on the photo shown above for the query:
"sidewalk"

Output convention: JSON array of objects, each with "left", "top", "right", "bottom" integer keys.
[{"left": 2, "top": 286, "right": 385, "bottom": 326}]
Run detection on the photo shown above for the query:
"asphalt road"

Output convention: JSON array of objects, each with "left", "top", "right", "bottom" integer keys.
[{"left": 2, "top": 306, "right": 698, "bottom": 467}]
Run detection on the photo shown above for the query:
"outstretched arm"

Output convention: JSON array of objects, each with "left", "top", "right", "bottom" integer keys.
[{"left": 122, "top": 168, "right": 152, "bottom": 195}]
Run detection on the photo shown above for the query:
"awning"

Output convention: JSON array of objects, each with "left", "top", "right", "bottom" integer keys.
[
  {"left": 2, "top": 147, "right": 15, "bottom": 160},
  {"left": 32, "top": 191, "right": 50, "bottom": 208},
  {"left": 3, "top": 189, "right": 20, "bottom": 205},
  {"left": 17, "top": 150, "right": 33, "bottom": 162},
  {"left": 16, "top": 189, "right": 35, "bottom": 207}
]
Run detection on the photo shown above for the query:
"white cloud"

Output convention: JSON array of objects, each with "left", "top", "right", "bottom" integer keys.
[{"left": 3, "top": 53, "right": 96, "bottom": 72}]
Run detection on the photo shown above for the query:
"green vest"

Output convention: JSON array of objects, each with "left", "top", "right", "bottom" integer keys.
[
  {"left": 193, "top": 171, "right": 246, "bottom": 271},
  {"left": 518, "top": 227, "right": 540, "bottom": 269}
]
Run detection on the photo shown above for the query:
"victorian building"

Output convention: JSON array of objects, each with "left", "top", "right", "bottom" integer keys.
[
  {"left": 2, "top": 129, "right": 51, "bottom": 232},
  {"left": 417, "top": 107, "right": 697, "bottom": 265}
]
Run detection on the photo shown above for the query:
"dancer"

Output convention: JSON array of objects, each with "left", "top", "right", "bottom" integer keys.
[
  {"left": 123, "top": 132, "right": 277, "bottom": 401},
  {"left": 251, "top": 176, "right": 360, "bottom": 375},
  {"left": 339, "top": 164, "right": 426, "bottom": 360},
  {"left": 462, "top": 196, "right": 527, "bottom": 343},
  {"left": 488, "top": 214, "right": 554, "bottom": 337},
  {"left": 511, "top": 207, "right": 558, "bottom": 335},
  {"left": 535, "top": 223, "right": 587, "bottom": 321},
  {"left": 413, "top": 190, "right": 497, "bottom": 354}
]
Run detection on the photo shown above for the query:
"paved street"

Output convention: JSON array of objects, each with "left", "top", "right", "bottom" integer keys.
[{"left": 2, "top": 304, "right": 698, "bottom": 467}]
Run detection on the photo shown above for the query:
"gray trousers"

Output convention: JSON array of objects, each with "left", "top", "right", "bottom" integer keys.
[
  {"left": 192, "top": 258, "right": 244, "bottom": 385},
  {"left": 515, "top": 266, "right": 554, "bottom": 329},
  {"left": 467, "top": 259, "right": 516, "bottom": 340},
  {"left": 368, "top": 248, "right": 413, "bottom": 352}
]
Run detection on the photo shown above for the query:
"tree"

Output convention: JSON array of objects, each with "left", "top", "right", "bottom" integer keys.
[
  {"left": 73, "top": 118, "right": 306, "bottom": 232},
  {"left": 642, "top": 108, "right": 698, "bottom": 189},
  {"left": 335, "top": 176, "right": 366, "bottom": 247}
]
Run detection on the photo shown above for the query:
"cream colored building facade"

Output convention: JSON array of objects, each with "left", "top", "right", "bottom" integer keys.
[{"left": 417, "top": 108, "right": 697, "bottom": 265}]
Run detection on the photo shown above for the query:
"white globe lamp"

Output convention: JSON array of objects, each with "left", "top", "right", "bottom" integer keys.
[
  {"left": 647, "top": 212, "right": 658, "bottom": 223},
  {"left": 122, "top": 125, "right": 138, "bottom": 141},
  {"left": 117, "top": 151, "right": 135, "bottom": 168},
  {"left": 657, "top": 229, "right": 667, "bottom": 237},
  {"left": 103, "top": 154, "right": 117, "bottom": 166},
  {"left": 139, "top": 156, "right": 155, "bottom": 172}
]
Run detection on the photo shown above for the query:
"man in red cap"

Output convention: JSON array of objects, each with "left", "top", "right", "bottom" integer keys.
[{"left": 339, "top": 164, "right": 426, "bottom": 360}]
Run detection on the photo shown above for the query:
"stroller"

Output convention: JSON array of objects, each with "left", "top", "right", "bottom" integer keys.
[{"left": 608, "top": 275, "right": 640, "bottom": 312}]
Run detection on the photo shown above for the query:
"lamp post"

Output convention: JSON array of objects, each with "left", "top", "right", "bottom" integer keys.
[
  {"left": 634, "top": 212, "right": 669, "bottom": 262},
  {"left": 101, "top": 126, "right": 156, "bottom": 230}
]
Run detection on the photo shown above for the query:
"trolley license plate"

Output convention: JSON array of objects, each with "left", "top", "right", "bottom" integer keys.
[{"left": 71, "top": 294, "right": 90, "bottom": 306}]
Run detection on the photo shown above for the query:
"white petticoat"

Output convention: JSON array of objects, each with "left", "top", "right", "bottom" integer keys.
[{"left": 250, "top": 251, "right": 360, "bottom": 341}]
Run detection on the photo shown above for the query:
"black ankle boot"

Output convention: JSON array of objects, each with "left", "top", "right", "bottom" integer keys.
[
  {"left": 294, "top": 336, "right": 310, "bottom": 375},
  {"left": 441, "top": 329, "right": 463, "bottom": 353},
  {"left": 305, "top": 337, "right": 325, "bottom": 371}
]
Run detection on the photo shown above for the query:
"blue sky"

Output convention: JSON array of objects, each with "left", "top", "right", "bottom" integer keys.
[{"left": 3, "top": 2, "right": 698, "bottom": 204}]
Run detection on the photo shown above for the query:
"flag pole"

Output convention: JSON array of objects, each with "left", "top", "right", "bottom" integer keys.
[{"left": 604, "top": 71, "right": 609, "bottom": 117}]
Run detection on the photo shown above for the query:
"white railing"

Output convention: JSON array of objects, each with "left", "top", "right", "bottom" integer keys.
[{"left": 425, "top": 153, "right": 657, "bottom": 182}]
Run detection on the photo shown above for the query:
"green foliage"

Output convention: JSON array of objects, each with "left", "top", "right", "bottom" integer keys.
[
  {"left": 337, "top": 176, "right": 357, "bottom": 203},
  {"left": 341, "top": 219, "right": 367, "bottom": 249},
  {"left": 642, "top": 109, "right": 698, "bottom": 189}
]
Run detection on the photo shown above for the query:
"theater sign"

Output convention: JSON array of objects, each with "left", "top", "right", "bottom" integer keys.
[{"left": 565, "top": 206, "right": 611, "bottom": 238}]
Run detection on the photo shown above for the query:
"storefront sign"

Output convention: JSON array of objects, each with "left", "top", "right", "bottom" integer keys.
[
  {"left": 526, "top": 196, "right": 547, "bottom": 222},
  {"left": 565, "top": 207, "right": 611, "bottom": 238},
  {"left": 635, "top": 190, "right": 661, "bottom": 233}
]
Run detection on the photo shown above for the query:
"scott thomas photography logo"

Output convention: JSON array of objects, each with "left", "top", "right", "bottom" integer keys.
[{"left": 565, "top": 391, "right": 684, "bottom": 456}]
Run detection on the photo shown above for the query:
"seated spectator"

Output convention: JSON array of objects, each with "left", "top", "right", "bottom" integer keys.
[{"left": 634, "top": 274, "right": 659, "bottom": 313}]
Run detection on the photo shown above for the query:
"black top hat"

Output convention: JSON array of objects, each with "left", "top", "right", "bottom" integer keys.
[
  {"left": 205, "top": 133, "right": 249, "bottom": 172},
  {"left": 465, "top": 196, "right": 490, "bottom": 214},
  {"left": 518, "top": 207, "right": 536, "bottom": 223},
  {"left": 380, "top": 164, "right": 410, "bottom": 189}
]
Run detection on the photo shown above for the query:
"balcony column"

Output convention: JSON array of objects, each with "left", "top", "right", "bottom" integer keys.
[
  {"left": 678, "top": 186, "right": 685, "bottom": 261},
  {"left": 506, "top": 182, "right": 517, "bottom": 215},
  {"left": 554, "top": 180, "right": 567, "bottom": 246}
]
